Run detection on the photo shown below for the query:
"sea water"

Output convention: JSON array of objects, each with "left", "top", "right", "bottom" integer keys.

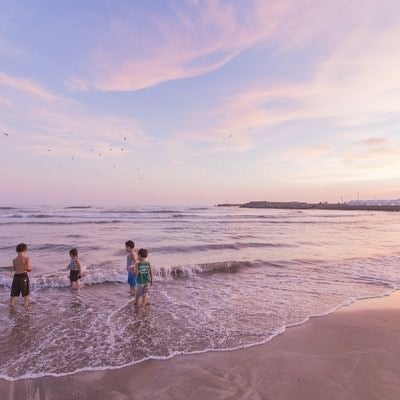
[{"left": 0, "top": 205, "right": 399, "bottom": 380}]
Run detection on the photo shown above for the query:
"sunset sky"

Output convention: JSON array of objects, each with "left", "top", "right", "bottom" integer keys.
[{"left": 1, "top": 0, "right": 399, "bottom": 205}]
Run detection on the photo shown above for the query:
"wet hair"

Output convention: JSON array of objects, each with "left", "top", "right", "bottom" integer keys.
[
  {"left": 69, "top": 248, "right": 78, "bottom": 257},
  {"left": 138, "top": 248, "right": 148, "bottom": 258},
  {"left": 125, "top": 240, "right": 135, "bottom": 249},
  {"left": 16, "top": 243, "right": 27, "bottom": 253}
]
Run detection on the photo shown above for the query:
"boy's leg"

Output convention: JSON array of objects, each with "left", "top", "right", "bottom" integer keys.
[
  {"left": 23, "top": 296, "right": 29, "bottom": 306},
  {"left": 10, "top": 275, "right": 19, "bottom": 305},
  {"left": 135, "top": 285, "right": 143, "bottom": 306},
  {"left": 128, "top": 272, "right": 136, "bottom": 296},
  {"left": 142, "top": 284, "right": 150, "bottom": 306}
]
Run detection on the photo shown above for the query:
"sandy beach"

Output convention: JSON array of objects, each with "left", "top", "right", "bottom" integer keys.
[{"left": 1, "top": 291, "right": 400, "bottom": 400}]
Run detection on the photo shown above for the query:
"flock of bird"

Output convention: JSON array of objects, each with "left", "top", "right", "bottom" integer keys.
[
  {"left": 2, "top": 131, "right": 235, "bottom": 177},
  {"left": 2, "top": 131, "right": 145, "bottom": 179}
]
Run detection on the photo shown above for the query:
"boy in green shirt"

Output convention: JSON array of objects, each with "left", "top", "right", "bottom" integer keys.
[{"left": 134, "top": 248, "right": 153, "bottom": 307}]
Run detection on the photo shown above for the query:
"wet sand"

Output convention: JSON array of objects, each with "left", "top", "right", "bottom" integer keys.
[{"left": 2, "top": 292, "right": 400, "bottom": 400}]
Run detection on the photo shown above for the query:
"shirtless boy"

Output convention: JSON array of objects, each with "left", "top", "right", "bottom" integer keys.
[{"left": 10, "top": 243, "right": 32, "bottom": 306}]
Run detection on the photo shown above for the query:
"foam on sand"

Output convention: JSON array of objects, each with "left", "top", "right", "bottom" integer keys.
[{"left": 2, "top": 291, "right": 400, "bottom": 399}]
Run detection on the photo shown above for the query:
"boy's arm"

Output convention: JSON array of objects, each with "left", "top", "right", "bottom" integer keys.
[
  {"left": 25, "top": 257, "right": 32, "bottom": 272},
  {"left": 131, "top": 252, "right": 138, "bottom": 271},
  {"left": 133, "top": 261, "right": 139, "bottom": 276}
]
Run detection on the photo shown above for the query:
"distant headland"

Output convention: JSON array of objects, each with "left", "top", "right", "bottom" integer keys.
[{"left": 216, "top": 200, "right": 400, "bottom": 212}]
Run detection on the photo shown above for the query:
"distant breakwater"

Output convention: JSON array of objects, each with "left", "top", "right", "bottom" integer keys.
[{"left": 217, "top": 201, "right": 400, "bottom": 212}]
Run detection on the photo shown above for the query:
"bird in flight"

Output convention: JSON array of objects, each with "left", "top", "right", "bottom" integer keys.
[{"left": 3, "top": 132, "right": 9, "bottom": 137}]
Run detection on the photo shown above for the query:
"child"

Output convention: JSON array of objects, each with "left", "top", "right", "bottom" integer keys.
[
  {"left": 134, "top": 248, "right": 153, "bottom": 307},
  {"left": 125, "top": 240, "right": 138, "bottom": 296},
  {"left": 10, "top": 243, "right": 32, "bottom": 306},
  {"left": 67, "top": 248, "right": 82, "bottom": 289}
]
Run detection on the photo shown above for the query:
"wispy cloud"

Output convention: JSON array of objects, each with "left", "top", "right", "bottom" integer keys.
[
  {"left": 343, "top": 137, "right": 400, "bottom": 169},
  {"left": 0, "top": 71, "right": 148, "bottom": 158},
  {"left": 66, "top": 0, "right": 382, "bottom": 93},
  {"left": 174, "top": 4, "right": 400, "bottom": 155},
  {"left": 357, "top": 138, "right": 387, "bottom": 147},
  {"left": 0, "top": 72, "right": 58, "bottom": 102},
  {"left": 282, "top": 144, "right": 332, "bottom": 160},
  {"left": 67, "top": 0, "right": 306, "bottom": 92}
]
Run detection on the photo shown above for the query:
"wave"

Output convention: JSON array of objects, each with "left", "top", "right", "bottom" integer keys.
[
  {"left": 100, "top": 209, "right": 181, "bottom": 214},
  {"left": 0, "top": 268, "right": 127, "bottom": 290},
  {"left": 64, "top": 206, "right": 92, "bottom": 209},
  {"left": 0, "top": 243, "right": 100, "bottom": 254},
  {"left": 0, "top": 260, "right": 259, "bottom": 289},
  {"left": 0, "top": 245, "right": 16, "bottom": 251},
  {"left": 0, "top": 220, "right": 123, "bottom": 226},
  {"left": 151, "top": 242, "right": 294, "bottom": 254},
  {"left": 29, "top": 214, "right": 69, "bottom": 218},
  {"left": 33, "top": 243, "right": 102, "bottom": 253},
  {"left": 6, "top": 214, "right": 68, "bottom": 219},
  {"left": 159, "top": 261, "right": 256, "bottom": 277},
  {"left": 213, "top": 219, "right": 363, "bottom": 225}
]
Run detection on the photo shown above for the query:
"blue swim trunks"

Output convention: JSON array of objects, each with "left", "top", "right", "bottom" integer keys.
[{"left": 127, "top": 271, "right": 137, "bottom": 287}]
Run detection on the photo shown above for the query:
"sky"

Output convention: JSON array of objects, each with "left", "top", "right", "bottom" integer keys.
[{"left": 1, "top": 0, "right": 400, "bottom": 206}]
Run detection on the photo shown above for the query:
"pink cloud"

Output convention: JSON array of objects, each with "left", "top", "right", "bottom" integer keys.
[
  {"left": 68, "top": 0, "right": 307, "bottom": 92},
  {"left": 0, "top": 71, "right": 58, "bottom": 102},
  {"left": 180, "top": 7, "right": 400, "bottom": 153},
  {"left": 0, "top": 71, "right": 149, "bottom": 158}
]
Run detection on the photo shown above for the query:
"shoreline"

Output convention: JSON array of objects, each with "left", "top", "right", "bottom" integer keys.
[
  {"left": 2, "top": 291, "right": 400, "bottom": 399},
  {"left": 0, "top": 289, "right": 394, "bottom": 383}
]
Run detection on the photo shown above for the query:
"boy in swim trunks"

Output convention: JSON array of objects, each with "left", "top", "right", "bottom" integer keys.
[
  {"left": 67, "top": 248, "right": 82, "bottom": 289},
  {"left": 134, "top": 248, "right": 153, "bottom": 307},
  {"left": 125, "top": 240, "right": 138, "bottom": 296},
  {"left": 10, "top": 243, "right": 32, "bottom": 306}
]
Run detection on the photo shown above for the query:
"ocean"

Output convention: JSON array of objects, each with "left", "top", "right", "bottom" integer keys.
[{"left": 0, "top": 205, "right": 399, "bottom": 381}]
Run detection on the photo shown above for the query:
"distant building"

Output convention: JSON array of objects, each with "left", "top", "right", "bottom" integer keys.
[{"left": 348, "top": 199, "right": 400, "bottom": 206}]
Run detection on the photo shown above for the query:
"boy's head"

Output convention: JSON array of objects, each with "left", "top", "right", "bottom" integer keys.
[
  {"left": 138, "top": 248, "right": 148, "bottom": 259},
  {"left": 69, "top": 248, "right": 78, "bottom": 258},
  {"left": 125, "top": 240, "right": 135, "bottom": 250},
  {"left": 16, "top": 243, "right": 27, "bottom": 253}
]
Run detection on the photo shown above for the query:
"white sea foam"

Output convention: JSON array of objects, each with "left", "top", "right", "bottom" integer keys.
[{"left": 0, "top": 288, "right": 397, "bottom": 382}]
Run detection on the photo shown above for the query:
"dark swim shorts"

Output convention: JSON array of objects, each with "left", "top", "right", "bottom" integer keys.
[
  {"left": 11, "top": 273, "right": 30, "bottom": 297},
  {"left": 69, "top": 270, "right": 81, "bottom": 282}
]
